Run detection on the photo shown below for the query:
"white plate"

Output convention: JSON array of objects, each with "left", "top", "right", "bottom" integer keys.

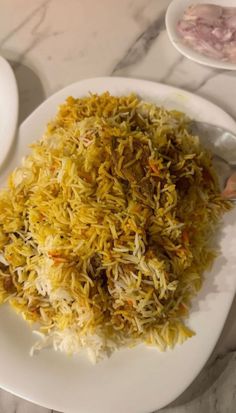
[
  {"left": 166, "top": 0, "right": 236, "bottom": 70},
  {"left": 0, "top": 77, "right": 236, "bottom": 413},
  {"left": 0, "top": 56, "right": 18, "bottom": 168}
]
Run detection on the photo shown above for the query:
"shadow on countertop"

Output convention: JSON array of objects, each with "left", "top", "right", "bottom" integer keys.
[{"left": 11, "top": 60, "right": 46, "bottom": 124}]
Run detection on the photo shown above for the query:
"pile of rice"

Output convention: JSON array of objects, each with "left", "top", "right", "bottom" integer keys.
[{"left": 0, "top": 93, "right": 231, "bottom": 361}]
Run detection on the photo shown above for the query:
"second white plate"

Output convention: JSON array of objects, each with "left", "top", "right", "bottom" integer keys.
[{"left": 0, "top": 56, "right": 18, "bottom": 168}]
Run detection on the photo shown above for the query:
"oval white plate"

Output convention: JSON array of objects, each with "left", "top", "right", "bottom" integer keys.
[
  {"left": 166, "top": 0, "right": 236, "bottom": 70},
  {"left": 0, "top": 77, "right": 236, "bottom": 413},
  {"left": 0, "top": 56, "right": 18, "bottom": 168}
]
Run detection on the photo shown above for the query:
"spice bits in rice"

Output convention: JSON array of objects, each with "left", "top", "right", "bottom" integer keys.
[{"left": 0, "top": 93, "right": 232, "bottom": 361}]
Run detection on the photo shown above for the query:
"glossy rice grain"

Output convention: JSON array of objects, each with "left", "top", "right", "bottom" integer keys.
[{"left": 0, "top": 93, "right": 232, "bottom": 361}]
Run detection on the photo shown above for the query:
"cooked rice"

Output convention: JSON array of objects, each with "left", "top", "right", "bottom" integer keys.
[{"left": 0, "top": 93, "right": 232, "bottom": 361}]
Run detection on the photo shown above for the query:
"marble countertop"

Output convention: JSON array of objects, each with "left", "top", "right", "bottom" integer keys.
[{"left": 1, "top": 0, "right": 236, "bottom": 412}]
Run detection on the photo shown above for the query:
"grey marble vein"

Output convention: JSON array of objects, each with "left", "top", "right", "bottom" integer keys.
[
  {"left": 11, "top": 1, "right": 63, "bottom": 67},
  {"left": 157, "top": 55, "right": 226, "bottom": 95},
  {"left": 158, "top": 350, "right": 236, "bottom": 413},
  {"left": 131, "top": 0, "right": 152, "bottom": 28},
  {"left": 112, "top": 12, "right": 165, "bottom": 74},
  {"left": 186, "top": 69, "right": 227, "bottom": 93},
  {"left": 160, "top": 55, "right": 184, "bottom": 84},
  {"left": 31, "top": 0, "right": 50, "bottom": 36},
  {"left": 0, "top": 0, "right": 51, "bottom": 48}
]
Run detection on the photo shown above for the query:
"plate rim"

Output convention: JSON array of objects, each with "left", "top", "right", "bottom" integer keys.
[
  {"left": 1, "top": 76, "right": 236, "bottom": 413},
  {"left": 19, "top": 76, "right": 236, "bottom": 131}
]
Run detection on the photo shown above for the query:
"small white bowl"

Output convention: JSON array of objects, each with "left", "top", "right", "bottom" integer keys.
[
  {"left": 0, "top": 56, "right": 18, "bottom": 168},
  {"left": 166, "top": 0, "right": 236, "bottom": 70}
]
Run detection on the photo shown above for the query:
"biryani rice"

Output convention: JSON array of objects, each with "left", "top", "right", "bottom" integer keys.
[{"left": 0, "top": 92, "right": 231, "bottom": 361}]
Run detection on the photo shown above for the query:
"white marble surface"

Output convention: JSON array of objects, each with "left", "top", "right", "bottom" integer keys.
[{"left": 0, "top": 0, "right": 236, "bottom": 412}]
